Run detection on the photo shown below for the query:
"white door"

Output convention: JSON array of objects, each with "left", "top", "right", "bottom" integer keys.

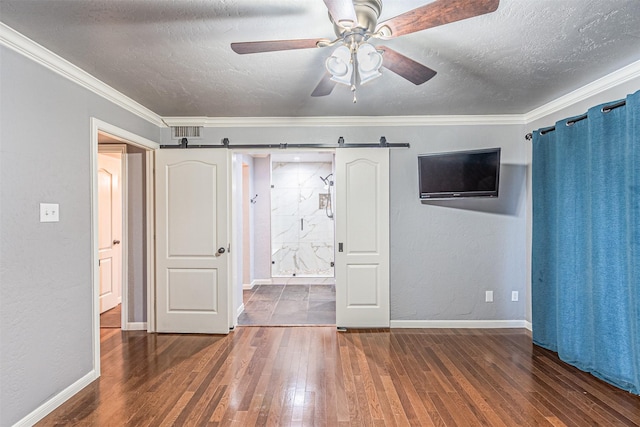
[
  {"left": 98, "top": 152, "right": 123, "bottom": 314},
  {"left": 335, "top": 148, "right": 390, "bottom": 328},
  {"left": 155, "top": 149, "right": 230, "bottom": 334}
]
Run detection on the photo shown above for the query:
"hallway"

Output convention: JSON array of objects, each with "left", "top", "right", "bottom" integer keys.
[
  {"left": 238, "top": 284, "right": 335, "bottom": 326},
  {"left": 99, "top": 304, "right": 121, "bottom": 329}
]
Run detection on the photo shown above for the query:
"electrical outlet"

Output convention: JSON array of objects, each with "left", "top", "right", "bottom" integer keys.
[
  {"left": 40, "top": 203, "right": 59, "bottom": 222},
  {"left": 512, "top": 291, "right": 519, "bottom": 302},
  {"left": 485, "top": 290, "right": 493, "bottom": 302}
]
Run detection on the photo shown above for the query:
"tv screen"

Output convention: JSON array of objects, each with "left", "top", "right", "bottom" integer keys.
[{"left": 418, "top": 148, "right": 501, "bottom": 199}]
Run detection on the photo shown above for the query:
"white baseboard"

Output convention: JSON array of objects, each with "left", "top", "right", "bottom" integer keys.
[
  {"left": 14, "top": 370, "right": 97, "bottom": 427},
  {"left": 237, "top": 303, "right": 245, "bottom": 317},
  {"left": 250, "top": 278, "right": 336, "bottom": 286},
  {"left": 270, "top": 277, "right": 335, "bottom": 285},
  {"left": 125, "top": 322, "right": 148, "bottom": 331},
  {"left": 244, "top": 279, "right": 272, "bottom": 289},
  {"left": 247, "top": 279, "right": 272, "bottom": 289},
  {"left": 524, "top": 320, "right": 532, "bottom": 331},
  {"left": 390, "top": 320, "right": 530, "bottom": 329}
]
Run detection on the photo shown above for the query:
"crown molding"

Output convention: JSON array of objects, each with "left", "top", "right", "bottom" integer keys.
[
  {"left": 0, "top": 23, "right": 165, "bottom": 128},
  {"left": 162, "top": 114, "right": 525, "bottom": 128},
  {"left": 524, "top": 58, "right": 640, "bottom": 124}
]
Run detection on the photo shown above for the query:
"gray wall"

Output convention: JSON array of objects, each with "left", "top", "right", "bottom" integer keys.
[
  {"left": 161, "top": 123, "right": 529, "bottom": 322},
  {"left": 390, "top": 126, "right": 527, "bottom": 321},
  {"left": 0, "top": 46, "right": 160, "bottom": 426},
  {"left": 127, "top": 148, "right": 147, "bottom": 323}
]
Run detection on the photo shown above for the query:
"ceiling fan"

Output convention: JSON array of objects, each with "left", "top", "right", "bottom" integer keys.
[{"left": 231, "top": 0, "right": 499, "bottom": 102}]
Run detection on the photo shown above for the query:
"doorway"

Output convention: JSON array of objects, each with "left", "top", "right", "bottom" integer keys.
[
  {"left": 154, "top": 145, "right": 389, "bottom": 332},
  {"left": 233, "top": 151, "right": 336, "bottom": 326},
  {"left": 90, "top": 118, "right": 158, "bottom": 375},
  {"left": 270, "top": 153, "right": 335, "bottom": 278}
]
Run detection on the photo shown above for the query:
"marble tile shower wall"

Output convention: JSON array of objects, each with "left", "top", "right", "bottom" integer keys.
[{"left": 271, "top": 161, "right": 335, "bottom": 277}]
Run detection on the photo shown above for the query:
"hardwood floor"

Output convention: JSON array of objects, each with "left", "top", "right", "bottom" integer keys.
[
  {"left": 37, "top": 327, "right": 640, "bottom": 426},
  {"left": 100, "top": 304, "right": 121, "bottom": 328}
]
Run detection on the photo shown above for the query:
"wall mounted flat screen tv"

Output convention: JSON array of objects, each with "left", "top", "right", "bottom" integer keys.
[{"left": 418, "top": 148, "right": 501, "bottom": 199}]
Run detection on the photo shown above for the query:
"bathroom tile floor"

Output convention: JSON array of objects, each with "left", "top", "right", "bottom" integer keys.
[{"left": 238, "top": 284, "right": 336, "bottom": 326}]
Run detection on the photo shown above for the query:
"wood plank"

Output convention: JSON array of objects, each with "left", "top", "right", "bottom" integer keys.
[{"left": 36, "top": 327, "right": 640, "bottom": 426}]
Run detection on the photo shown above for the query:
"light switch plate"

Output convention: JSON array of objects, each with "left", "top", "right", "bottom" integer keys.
[
  {"left": 40, "top": 203, "right": 59, "bottom": 222},
  {"left": 485, "top": 290, "right": 493, "bottom": 303},
  {"left": 512, "top": 291, "right": 519, "bottom": 301}
]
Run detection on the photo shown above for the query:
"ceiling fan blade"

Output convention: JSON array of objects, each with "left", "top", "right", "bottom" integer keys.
[
  {"left": 311, "top": 73, "right": 337, "bottom": 97},
  {"left": 376, "top": 0, "right": 499, "bottom": 39},
  {"left": 323, "top": 0, "right": 358, "bottom": 28},
  {"left": 231, "top": 38, "right": 325, "bottom": 54},
  {"left": 378, "top": 46, "right": 437, "bottom": 85}
]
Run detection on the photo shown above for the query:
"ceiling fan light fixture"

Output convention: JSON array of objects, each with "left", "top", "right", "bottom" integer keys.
[
  {"left": 326, "top": 45, "right": 353, "bottom": 86},
  {"left": 356, "top": 42, "right": 383, "bottom": 85},
  {"left": 231, "top": 0, "right": 501, "bottom": 100}
]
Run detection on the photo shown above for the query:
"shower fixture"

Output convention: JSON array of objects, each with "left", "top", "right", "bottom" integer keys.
[
  {"left": 320, "top": 173, "right": 334, "bottom": 219},
  {"left": 320, "top": 173, "right": 334, "bottom": 186}
]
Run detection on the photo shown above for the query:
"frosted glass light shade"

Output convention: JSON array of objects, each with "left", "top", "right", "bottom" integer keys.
[
  {"left": 326, "top": 45, "right": 353, "bottom": 86},
  {"left": 357, "top": 43, "right": 382, "bottom": 85}
]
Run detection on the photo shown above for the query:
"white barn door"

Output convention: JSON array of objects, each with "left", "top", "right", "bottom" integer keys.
[
  {"left": 335, "top": 148, "right": 390, "bottom": 328},
  {"left": 155, "top": 149, "right": 230, "bottom": 334}
]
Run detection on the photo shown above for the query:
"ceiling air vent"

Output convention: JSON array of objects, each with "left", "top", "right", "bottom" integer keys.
[{"left": 171, "top": 126, "right": 203, "bottom": 140}]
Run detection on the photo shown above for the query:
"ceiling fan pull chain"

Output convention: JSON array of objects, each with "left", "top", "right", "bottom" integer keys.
[
  {"left": 351, "top": 76, "right": 357, "bottom": 103},
  {"left": 350, "top": 47, "right": 357, "bottom": 103}
]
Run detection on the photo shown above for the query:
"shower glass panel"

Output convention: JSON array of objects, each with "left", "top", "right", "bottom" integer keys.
[{"left": 271, "top": 161, "right": 334, "bottom": 277}]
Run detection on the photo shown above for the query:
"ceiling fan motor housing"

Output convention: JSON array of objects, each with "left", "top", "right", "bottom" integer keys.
[{"left": 331, "top": 0, "right": 382, "bottom": 36}]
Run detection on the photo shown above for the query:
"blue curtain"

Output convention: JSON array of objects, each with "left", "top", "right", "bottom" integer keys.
[{"left": 532, "top": 90, "right": 640, "bottom": 394}]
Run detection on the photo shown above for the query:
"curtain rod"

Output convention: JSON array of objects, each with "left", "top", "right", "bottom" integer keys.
[
  {"left": 160, "top": 136, "right": 410, "bottom": 149},
  {"left": 524, "top": 99, "right": 627, "bottom": 141}
]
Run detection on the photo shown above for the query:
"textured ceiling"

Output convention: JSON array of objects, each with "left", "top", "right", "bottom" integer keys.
[{"left": 1, "top": 0, "right": 639, "bottom": 118}]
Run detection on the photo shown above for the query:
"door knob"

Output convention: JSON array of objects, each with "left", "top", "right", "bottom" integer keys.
[
  {"left": 215, "top": 247, "right": 226, "bottom": 257},
  {"left": 113, "top": 240, "right": 121, "bottom": 245}
]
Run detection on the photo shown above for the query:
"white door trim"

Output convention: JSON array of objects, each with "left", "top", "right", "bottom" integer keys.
[
  {"left": 229, "top": 153, "right": 239, "bottom": 329},
  {"left": 90, "top": 117, "right": 158, "bottom": 376}
]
